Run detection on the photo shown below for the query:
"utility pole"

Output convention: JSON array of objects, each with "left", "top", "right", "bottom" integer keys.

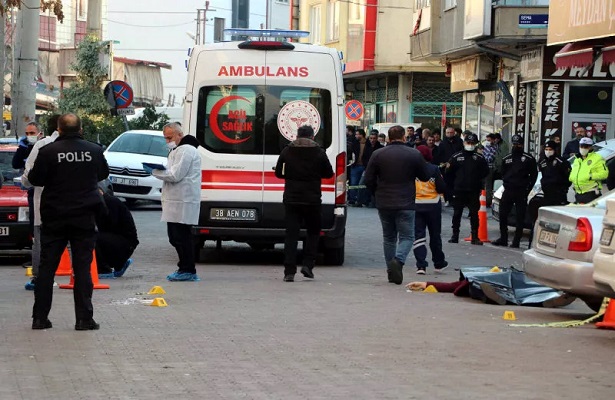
[
  {"left": 87, "top": 0, "right": 103, "bottom": 39},
  {"left": 12, "top": 0, "right": 39, "bottom": 139},
  {"left": 196, "top": 1, "right": 216, "bottom": 45},
  {"left": 0, "top": 2, "right": 6, "bottom": 136}
]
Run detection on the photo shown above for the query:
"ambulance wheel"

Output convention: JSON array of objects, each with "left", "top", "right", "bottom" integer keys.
[
  {"left": 323, "top": 244, "right": 345, "bottom": 266},
  {"left": 248, "top": 242, "right": 275, "bottom": 251}
]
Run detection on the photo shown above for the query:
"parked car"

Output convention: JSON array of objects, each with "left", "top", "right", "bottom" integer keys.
[
  {"left": 523, "top": 190, "right": 615, "bottom": 311},
  {"left": 592, "top": 198, "right": 615, "bottom": 298},
  {"left": 104, "top": 130, "right": 167, "bottom": 205},
  {"left": 0, "top": 143, "right": 31, "bottom": 251},
  {"left": 493, "top": 139, "right": 615, "bottom": 227}
]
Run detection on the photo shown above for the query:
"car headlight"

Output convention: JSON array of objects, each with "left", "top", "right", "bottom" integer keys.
[{"left": 18, "top": 207, "right": 29, "bottom": 222}]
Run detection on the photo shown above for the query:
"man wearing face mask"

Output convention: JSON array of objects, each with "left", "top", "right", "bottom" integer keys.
[
  {"left": 528, "top": 141, "right": 571, "bottom": 247},
  {"left": 445, "top": 133, "right": 489, "bottom": 245},
  {"left": 563, "top": 126, "right": 587, "bottom": 159},
  {"left": 569, "top": 137, "right": 608, "bottom": 204},
  {"left": 12, "top": 122, "right": 42, "bottom": 171},
  {"left": 492, "top": 135, "right": 537, "bottom": 248},
  {"left": 436, "top": 127, "right": 463, "bottom": 205},
  {"left": 145, "top": 122, "right": 202, "bottom": 282}
]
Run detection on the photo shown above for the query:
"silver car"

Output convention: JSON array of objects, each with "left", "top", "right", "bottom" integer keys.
[
  {"left": 592, "top": 198, "right": 615, "bottom": 298},
  {"left": 492, "top": 140, "right": 615, "bottom": 227},
  {"left": 523, "top": 191, "right": 615, "bottom": 311}
]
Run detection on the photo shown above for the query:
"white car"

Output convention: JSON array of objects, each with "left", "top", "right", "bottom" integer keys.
[
  {"left": 104, "top": 130, "right": 167, "bottom": 205},
  {"left": 492, "top": 139, "right": 615, "bottom": 227},
  {"left": 523, "top": 191, "right": 615, "bottom": 311},
  {"left": 592, "top": 198, "right": 615, "bottom": 298}
]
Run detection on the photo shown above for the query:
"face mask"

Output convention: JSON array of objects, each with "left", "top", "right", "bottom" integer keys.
[
  {"left": 544, "top": 150, "right": 555, "bottom": 157},
  {"left": 464, "top": 144, "right": 475, "bottom": 151},
  {"left": 512, "top": 146, "right": 523, "bottom": 153},
  {"left": 579, "top": 148, "right": 590, "bottom": 156},
  {"left": 167, "top": 142, "right": 177, "bottom": 150},
  {"left": 26, "top": 135, "right": 38, "bottom": 144},
  {"left": 484, "top": 141, "right": 491, "bottom": 147}
]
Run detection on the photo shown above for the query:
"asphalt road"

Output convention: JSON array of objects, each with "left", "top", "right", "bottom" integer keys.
[{"left": 0, "top": 202, "right": 613, "bottom": 399}]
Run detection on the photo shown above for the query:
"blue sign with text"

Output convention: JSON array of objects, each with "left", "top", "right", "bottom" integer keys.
[{"left": 519, "top": 14, "right": 548, "bottom": 29}]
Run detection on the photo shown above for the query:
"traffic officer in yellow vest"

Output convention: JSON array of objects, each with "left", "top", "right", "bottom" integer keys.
[{"left": 570, "top": 137, "right": 608, "bottom": 204}]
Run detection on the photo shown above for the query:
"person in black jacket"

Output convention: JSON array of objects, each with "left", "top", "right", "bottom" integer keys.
[
  {"left": 356, "top": 130, "right": 383, "bottom": 207},
  {"left": 95, "top": 188, "right": 139, "bottom": 279},
  {"left": 492, "top": 135, "right": 538, "bottom": 248},
  {"left": 436, "top": 127, "right": 463, "bottom": 204},
  {"left": 528, "top": 140, "right": 571, "bottom": 247},
  {"left": 364, "top": 125, "right": 430, "bottom": 285},
  {"left": 28, "top": 114, "right": 109, "bottom": 331},
  {"left": 275, "top": 125, "right": 334, "bottom": 282},
  {"left": 446, "top": 133, "right": 489, "bottom": 245},
  {"left": 562, "top": 126, "right": 586, "bottom": 159}
]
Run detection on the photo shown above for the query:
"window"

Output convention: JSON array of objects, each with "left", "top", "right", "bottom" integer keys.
[
  {"left": 197, "top": 85, "right": 332, "bottom": 155},
  {"left": 415, "top": 0, "right": 431, "bottom": 9},
  {"left": 213, "top": 18, "right": 225, "bottom": 43},
  {"left": 310, "top": 5, "right": 321, "bottom": 44},
  {"left": 326, "top": 1, "right": 340, "bottom": 42},
  {"left": 77, "top": 0, "right": 86, "bottom": 20},
  {"left": 107, "top": 133, "right": 169, "bottom": 158},
  {"left": 444, "top": 0, "right": 457, "bottom": 10}
]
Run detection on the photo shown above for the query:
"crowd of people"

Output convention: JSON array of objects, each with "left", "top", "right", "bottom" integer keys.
[{"left": 343, "top": 123, "right": 610, "bottom": 284}]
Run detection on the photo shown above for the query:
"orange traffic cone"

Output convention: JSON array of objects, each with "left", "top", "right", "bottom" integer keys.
[
  {"left": 55, "top": 248, "right": 72, "bottom": 276},
  {"left": 596, "top": 299, "right": 615, "bottom": 330},
  {"left": 464, "top": 190, "right": 491, "bottom": 243},
  {"left": 59, "top": 250, "right": 110, "bottom": 290}
]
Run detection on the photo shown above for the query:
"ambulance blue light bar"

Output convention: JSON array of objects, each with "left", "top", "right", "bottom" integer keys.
[{"left": 224, "top": 29, "right": 310, "bottom": 39}]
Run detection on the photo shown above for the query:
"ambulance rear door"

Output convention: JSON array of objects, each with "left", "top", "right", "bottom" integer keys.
[
  {"left": 261, "top": 49, "right": 338, "bottom": 229},
  {"left": 193, "top": 49, "right": 267, "bottom": 226}
]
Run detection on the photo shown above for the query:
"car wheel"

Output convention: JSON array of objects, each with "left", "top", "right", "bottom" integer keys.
[
  {"left": 323, "top": 243, "right": 345, "bottom": 266},
  {"left": 580, "top": 296, "right": 605, "bottom": 313}
]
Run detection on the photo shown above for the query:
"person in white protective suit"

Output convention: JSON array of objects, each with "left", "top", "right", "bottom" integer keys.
[{"left": 144, "top": 122, "right": 202, "bottom": 282}]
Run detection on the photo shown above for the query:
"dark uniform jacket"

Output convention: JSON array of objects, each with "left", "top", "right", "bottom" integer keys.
[
  {"left": 501, "top": 150, "right": 538, "bottom": 194},
  {"left": 12, "top": 137, "right": 34, "bottom": 170},
  {"left": 562, "top": 138, "right": 580, "bottom": 159},
  {"left": 364, "top": 142, "right": 430, "bottom": 210},
  {"left": 97, "top": 193, "right": 139, "bottom": 249},
  {"left": 275, "top": 137, "right": 334, "bottom": 205},
  {"left": 435, "top": 136, "right": 463, "bottom": 166},
  {"left": 28, "top": 133, "right": 109, "bottom": 222},
  {"left": 538, "top": 155, "right": 571, "bottom": 197},
  {"left": 446, "top": 150, "right": 489, "bottom": 193}
]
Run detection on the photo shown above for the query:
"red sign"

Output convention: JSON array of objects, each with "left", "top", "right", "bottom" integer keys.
[
  {"left": 345, "top": 100, "right": 364, "bottom": 120},
  {"left": 441, "top": 103, "right": 447, "bottom": 129}
]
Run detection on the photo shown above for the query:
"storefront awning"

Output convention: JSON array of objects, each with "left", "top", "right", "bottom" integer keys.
[{"left": 554, "top": 42, "right": 594, "bottom": 69}]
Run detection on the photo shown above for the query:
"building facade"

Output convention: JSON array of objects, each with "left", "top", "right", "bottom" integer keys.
[{"left": 299, "top": 0, "right": 457, "bottom": 131}]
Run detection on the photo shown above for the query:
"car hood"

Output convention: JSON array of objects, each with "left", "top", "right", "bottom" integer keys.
[
  {"left": 104, "top": 151, "right": 168, "bottom": 169},
  {"left": 0, "top": 186, "right": 29, "bottom": 206}
]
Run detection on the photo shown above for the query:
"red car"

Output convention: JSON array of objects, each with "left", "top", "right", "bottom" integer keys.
[{"left": 0, "top": 143, "right": 32, "bottom": 251}]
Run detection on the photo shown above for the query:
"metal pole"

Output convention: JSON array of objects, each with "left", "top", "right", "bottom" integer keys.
[
  {"left": 87, "top": 0, "right": 103, "bottom": 38},
  {"left": 12, "top": 0, "right": 39, "bottom": 139},
  {"left": 202, "top": 1, "right": 209, "bottom": 45},
  {"left": 0, "top": 1, "right": 5, "bottom": 137}
]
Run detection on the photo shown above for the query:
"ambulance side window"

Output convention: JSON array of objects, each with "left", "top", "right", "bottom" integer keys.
[{"left": 197, "top": 85, "right": 263, "bottom": 155}]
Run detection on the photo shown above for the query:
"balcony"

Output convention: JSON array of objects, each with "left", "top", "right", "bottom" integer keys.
[{"left": 490, "top": 4, "right": 549, "bottom": 44}]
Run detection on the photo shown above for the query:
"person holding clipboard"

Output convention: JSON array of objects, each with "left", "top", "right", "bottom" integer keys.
[{"left": 143, "top": 122, "right": 202, "bottom": 281}]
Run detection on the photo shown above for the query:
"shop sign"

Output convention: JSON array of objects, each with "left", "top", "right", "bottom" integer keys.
[
  {"left": 514, "top": 84, "right": 528, "bottom": 136},
  {"left": 547, "top": 0, "right": 615, "bottom": 45},
  {"left": 520, "top": 48, "right": 543, "bottom": 82},
  {"left": 450, "top": 58, "right": 479, "bottom": 92},
  {"left": 541, "top": 82, "right": 565, "bottom": 144},
  {"left": 543, "top": 46, "right": 615, "bottom": 80}
]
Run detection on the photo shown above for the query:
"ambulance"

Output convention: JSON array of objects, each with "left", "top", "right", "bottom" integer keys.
[{"left": 184, "top": 29, "right": 347, "bottom": 265}]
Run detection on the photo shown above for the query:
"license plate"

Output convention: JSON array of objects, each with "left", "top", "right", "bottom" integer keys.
[
  {"left": 209, "top": 208, "right": 257, "bottom": 221},
  {"left": 110, "top": 176, "right": 138, "bottom": 186},
  {"left": 492, "top": 202, "right": 499, "bottom": 213},
  {"left": 538, "top": 229, "right": 558, "bottom": 248},
  {"left": 0, "top": 227, "right": 8, "bottom": 236},
  {"left": 600, "top": 228, "right": 614, "bottom": 246}
]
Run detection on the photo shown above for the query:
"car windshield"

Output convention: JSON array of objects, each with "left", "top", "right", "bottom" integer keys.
[
  {"left": 107, "top": 133, "right": 168, "bottom": 157},
  {"left": 0, "top": 149, "right": 19, "bottom": 183}
]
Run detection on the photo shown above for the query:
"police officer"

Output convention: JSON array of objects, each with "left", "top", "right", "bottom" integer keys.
[
  {"left": 28, "top": 114, "right": 109, "bottom": 331},
  {"left": 446, "top": 132, "right": 489, "bottom": 245},
  {"left": 528, "top": 140, "right": 571, "bottom": 247},
  {"left": 492, "top": 135, "right": 538, "bottom": 248},
  {"left": 570, "top": 137, "right": 608, "bottom": 204}
]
